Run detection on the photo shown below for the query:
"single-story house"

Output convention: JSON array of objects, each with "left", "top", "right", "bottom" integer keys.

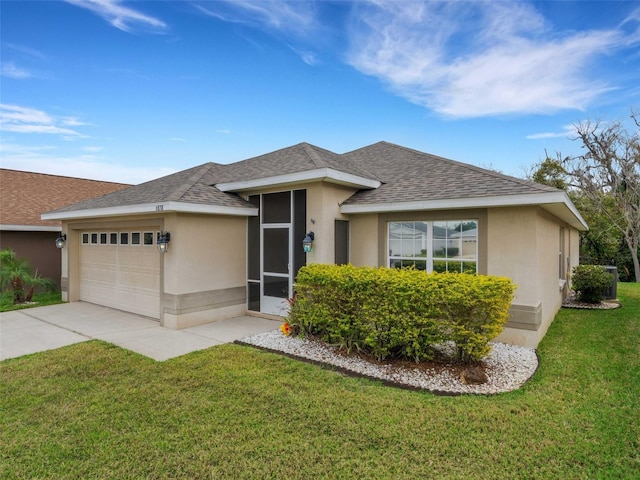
[
  {"left": 43, "top": 142, "right": 587, "bottom": 348},
  {"left": 0, "top": 169, "right": 129, "bottom": 290}
]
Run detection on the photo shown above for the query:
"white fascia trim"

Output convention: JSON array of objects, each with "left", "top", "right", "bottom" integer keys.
[
  {"left": 216, "top": 168, "right": 381, "bottom": 192},
  {"left": 0, "top": 224, "right": 61, "bottom": 232},
  {"left": 341, "top": 191, "right": 589, "bottom": 230},
  {"left": 41, "top": 201, "right": 258, "bottom": 221},
  {"left": 559, "top": 191, "right": 589, "bottom": 230}
]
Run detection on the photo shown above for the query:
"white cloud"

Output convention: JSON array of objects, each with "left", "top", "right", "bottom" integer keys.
[
  {"left": 526, "top": 124, "right": 577, "bottom": 140},
  {"left": 170, "top": 137, "right": 186, "bottom": 142},
  {"left": 64, "top": 0, "right": 167, "bottom": 33},
  {"left": 4, "top": 43, "right": 47, "bottom": 60},
  {"left": 61, "top": 116, "right": 90, "bottom": 127},
  {"left": 82, "top": 146, "right": 104, "bottom": 152},
  {"left": 0, "top": 142, "right": 174, "bottom": 184},
  {"left": 196, "top": 0, "right": 322, "bottom": 64},
  {"left": 0, "top": 104, "right": 86, "bottom": 137},
  {"left": 216, "top": 129, "right": 231, "bottom": 134},
  {"left": 345, "top": 1, "right": 639, "bottom": 118},
  {"left": 196, "top": 0, "right": 317, "bottom": 38},
  {"left": 288, "top": 45, "right": 318, "bottom": 66},
  {"left": 1, "top": 62, "right": 34, "bottom": 79}
]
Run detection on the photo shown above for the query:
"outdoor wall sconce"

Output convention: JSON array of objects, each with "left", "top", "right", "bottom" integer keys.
[
  {"left": 55, "top": 233, "right": 67, "bottom": 249},
  {"left": 157, "top": 231, "right": 171, "bottom": 254},
  {"left": 302, "top": 232, "right": 314, "bottom": 253}
]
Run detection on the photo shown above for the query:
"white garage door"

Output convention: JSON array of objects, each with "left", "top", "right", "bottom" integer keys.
[{"left": 79, "top": 230, "right": 160, "bottom": 319}]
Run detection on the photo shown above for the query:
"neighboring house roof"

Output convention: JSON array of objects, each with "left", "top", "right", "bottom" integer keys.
[
  {"left": 0, "top": 169, "right": 130, "bottom": 231},
  {"left": 42, "top": 141, "right": 588, "bottom": 230}
]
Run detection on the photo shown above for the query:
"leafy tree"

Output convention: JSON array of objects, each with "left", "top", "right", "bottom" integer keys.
[
  {"left": 570, "top": 192, "right": 635, "bottom": 278},
  {"left": 0, "top": 249, "right": 55, "bottom": 304},
  {"left": 531, "top": 154, "right": 568, "bottom": 190}
]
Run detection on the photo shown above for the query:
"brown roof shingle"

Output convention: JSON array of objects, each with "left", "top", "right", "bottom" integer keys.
[{"left": 0, "top": 169, "right": 130, "bottom": 228}]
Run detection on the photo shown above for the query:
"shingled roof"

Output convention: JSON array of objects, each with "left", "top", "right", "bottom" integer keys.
[
  {"left": 341, "top": 141, "right": 560, "bottom": 205},
  {"left": 43, "top": 142, "right": 379, "bottom": 218},
  {"left": 217, "top": 142, "right": 378, "bottom": 183},
  {"left": 42, "top": 141, "right": 587, "bottom": 230},
  {"left": 47, "top": 163, "right": 253, "bottom": 215},
  {"left": 0, "top": 169, "right": 129, "bottom": 230}
]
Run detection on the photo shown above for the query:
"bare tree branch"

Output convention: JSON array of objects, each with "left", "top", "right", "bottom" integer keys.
[{"left": 564, "top": 117, "right": 640, "bottom": 281}]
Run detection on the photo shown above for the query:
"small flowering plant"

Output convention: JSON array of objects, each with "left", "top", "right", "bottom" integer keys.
[{"left": 280, "top": 322, "right": 292, "bottom": 336}]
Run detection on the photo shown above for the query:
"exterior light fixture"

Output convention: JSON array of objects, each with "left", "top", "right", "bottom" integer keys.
[
  {"left": 55, "top": 233, "right": 67, "bottom": 249},
  {"left": 157, "top": 231, "right": 171, "bottom": 254},
  {"left": 302, "top": 231, "right": 314, "bottom": 253}
]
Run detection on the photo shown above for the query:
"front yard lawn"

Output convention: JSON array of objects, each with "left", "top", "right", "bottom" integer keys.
[
  {"left": 0, "top": 290, "right": 63, "bottom": 312},
  {"left": 1, "top": 284, "right": 638, "bottom": 479}
]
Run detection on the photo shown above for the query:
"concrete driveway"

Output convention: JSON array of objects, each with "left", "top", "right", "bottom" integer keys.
[{"left": 0, "top": 302, "right": 281, "bottom": 362}]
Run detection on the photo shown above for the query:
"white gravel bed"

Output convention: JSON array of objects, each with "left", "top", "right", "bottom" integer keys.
[{"left": 239, "top": 330, "right": 539, "bottom": 395}]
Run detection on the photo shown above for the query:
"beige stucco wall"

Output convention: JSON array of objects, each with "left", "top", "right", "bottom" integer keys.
[
  {"left": 303, "top": 182, "right": 357, "bottom": 265},
  {"left": 491, "top": 207, "right": 580, "bottom": 348},
  {"left": 486, "top": 207, "right": 540, "bottom": 306},
  {"left": 162, "top": 213, "right": 246, "bottom": 294},
  {"left": 161, "top": 213, "right": 247, "bottom": 328},
  {"left": 349, "top": 213, "right": 380, "bottom": 266}
]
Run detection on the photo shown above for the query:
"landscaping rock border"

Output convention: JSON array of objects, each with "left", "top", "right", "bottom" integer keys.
[
  {"left": 562, "top": 295, "right": 621, "bottom": 310},
  {"left": 237, "top": 331, "right": 539, "bottom": 395}
]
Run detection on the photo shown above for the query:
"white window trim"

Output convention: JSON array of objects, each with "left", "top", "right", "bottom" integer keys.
[
  {"left": 131, "top": 231, "right": 141, "bottom": 246},
  {"left": 143, "top": 231, "right": 154, "bottom": 246}
]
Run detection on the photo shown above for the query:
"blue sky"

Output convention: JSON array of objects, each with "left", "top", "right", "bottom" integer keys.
[{"left": 1, "top": 0, "right": 639, "bottom": 184}]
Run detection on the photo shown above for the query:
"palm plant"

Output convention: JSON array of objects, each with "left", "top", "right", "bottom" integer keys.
[{"left": 0, "top": 249, "right": 55, "bottom": 304}]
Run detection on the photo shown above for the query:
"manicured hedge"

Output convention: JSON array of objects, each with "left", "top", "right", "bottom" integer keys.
[{"left": 287, "top": 264, "right": 515, "bottom": 363}]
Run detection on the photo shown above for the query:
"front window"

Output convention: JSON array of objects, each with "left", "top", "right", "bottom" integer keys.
[{"left": 388, "top": 220, "right": 478, "bottom": 273}]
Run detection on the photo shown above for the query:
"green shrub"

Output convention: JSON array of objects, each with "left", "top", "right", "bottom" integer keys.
[
  {"left": 0, "top": 249, "right": 55, "bottom": 304},
  {"left": 572, "top": 265, "right": 613, "bottom": 303},
  {"left": 288, "top": 264, "right": 515, "bottom": 363}
]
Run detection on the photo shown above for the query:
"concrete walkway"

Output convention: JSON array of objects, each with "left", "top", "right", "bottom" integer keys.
[{"left": 0, "top": 302, "right": 281, "bottom": 362}]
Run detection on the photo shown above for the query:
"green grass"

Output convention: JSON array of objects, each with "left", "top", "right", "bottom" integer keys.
[
  {"left": 1, "top": 284, "right": 639, "bottom": 479},
  {"left": 0, "top": 290, "right": 63, "bottom": 312}
]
